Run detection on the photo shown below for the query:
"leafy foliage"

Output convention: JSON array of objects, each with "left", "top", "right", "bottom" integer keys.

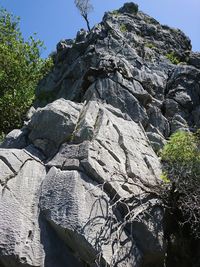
[
  {"left": 0, "top": 8, "right": 53, "bottom": 135},
  {"left": 161, "top": 131, "right": 200, "bottom": 166},
  {"left": 166, "top": 51, "right": 181, "bottom": 65},
  {"left": 161, "top": 131, "right": 200, "bottom": 238},
  {"left": 145, "top": 42, "right": 156, "bottom": 49},
  {"left": 119, "top": 23, "right": 127, "bottom": 33}
]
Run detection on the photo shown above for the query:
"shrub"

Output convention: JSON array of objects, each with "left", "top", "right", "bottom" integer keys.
[
  {"left": 161, "top": 131, "right": 200, "bottom": 238},
  {"left": 145, "top": 42, "right": 156, "bottom": 49},
  {"left": 161, "top": 131, "right": 199, "bottom": 165},
  {"left": 111, "top": 10, "right": 119, "bottom": 16},
  {"left": 0, "top": 8, "right": 53, "bottom": 135},
  {"left": 119, "top": 23, "right": 127, "bottom": 33},
  {"left": 166, "top": 51, "right": 181, "bottom": 65}
]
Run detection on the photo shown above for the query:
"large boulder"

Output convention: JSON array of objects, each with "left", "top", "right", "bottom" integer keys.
[{"left": 28, "top": 99, "right": 82, "bottom": 157}]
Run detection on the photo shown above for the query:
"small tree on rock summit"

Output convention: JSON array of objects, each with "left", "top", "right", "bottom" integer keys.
[{"left": 74, "top": 0, "right": 93, "bottom": 31}]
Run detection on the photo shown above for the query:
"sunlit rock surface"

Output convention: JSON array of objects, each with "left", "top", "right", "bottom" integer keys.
[{"left": 0, "top": 2, "right": 199, "bottom": 267}]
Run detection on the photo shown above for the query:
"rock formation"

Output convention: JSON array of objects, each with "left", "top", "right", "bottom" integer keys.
[{"left": 0, "top": 2, "right": 200, "bottom": 267}]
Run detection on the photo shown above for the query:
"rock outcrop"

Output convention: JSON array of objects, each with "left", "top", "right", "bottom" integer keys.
[{"left": 0, "top": 2, "right": 199, "bottom": 267}]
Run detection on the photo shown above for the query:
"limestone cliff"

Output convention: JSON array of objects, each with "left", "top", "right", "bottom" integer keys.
[{"left": 0, "top": 2, "right": 200, "bottom": 267}]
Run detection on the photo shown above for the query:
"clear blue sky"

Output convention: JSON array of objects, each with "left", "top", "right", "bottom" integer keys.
[{"left": 1, "top": 0, "right": 199, "bottom": 58}]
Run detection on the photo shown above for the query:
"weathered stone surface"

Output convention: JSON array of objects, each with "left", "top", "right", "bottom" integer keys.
[
  {"left": 189, "top": 52, "right": 200, "bottom": 69},
  {"left": 45, "top": 102, "right": 163, "bottom": 266},
  {"left": 119, "top": 2, "right": 139, "bottom": 14},
  {"left": 146, "top": 132, "right": 166, "bottom": 152},
  {"left": 0, "top": 128, "right": 29, "bottom": 149},
  {"left": 0, "top": 100, "right": 164, "bottom": 266},
  {"left": 40, "top": 167, "right": 141, "bottom": 267},
  {"left": 28, "top": 99, "right": 83, "bottom": 157},
  {"left": 147, "top": 106, "right": 170, "bottom": 138},
  {"left": 34, "top": 0, "right": 196, "bottom": 141},
  {"left": 0, "top": 2, "right": 199, "bottom": 267},
  {"left": 0, "top": 148, "right": 46, "bottom": 267},
  {"left": 165, "top": 65, "right": 200, "bottom": 132},
  {"left": 83, "top": 77, "right": 149, "bottom": 126},
  {"left": 48, "top": 102, "right": 161, "bottom": 197}
]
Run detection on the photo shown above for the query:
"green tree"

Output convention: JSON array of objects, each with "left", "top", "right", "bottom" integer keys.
[
  {"left": 0, "top": 8, "right": 53, "bottom": 136},
  {"left": 160, "top": 131, "right": 200, "bottom": 266},
  {"left": 161, "top": 131, "right": 200, "bottom": 238}
]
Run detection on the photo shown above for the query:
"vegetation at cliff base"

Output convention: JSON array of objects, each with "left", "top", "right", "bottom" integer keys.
[
  {"left": 0, "top": 8, "right": 53, "bottom": 136},
  {"left": 161, "top": 131, "right": 200, "bottom": 239}
]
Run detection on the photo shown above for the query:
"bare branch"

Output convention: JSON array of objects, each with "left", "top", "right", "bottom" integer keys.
[{"left": 74, "top": 0, "right": 93, "bottom": 31}]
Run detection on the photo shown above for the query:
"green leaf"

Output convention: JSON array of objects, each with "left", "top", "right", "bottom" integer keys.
[{"left": 0, "top": 7, "right": 53, "bottom": 135}]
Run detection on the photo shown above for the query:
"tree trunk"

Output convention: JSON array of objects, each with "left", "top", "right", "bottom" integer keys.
[{"left": 83, "top": 15, "right": 91, "bottom": 31}]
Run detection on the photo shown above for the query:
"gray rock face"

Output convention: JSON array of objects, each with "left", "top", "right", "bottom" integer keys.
[
  {"left": 164, "top": 65, "right": 200, "bottom": 133},
  {"left": 43, "top": 102, "right": 163, "bottom": 267},
  {"left": 0, "top": 148, "right": 46, "bottom": 267},
  {"left": 189, "top": 52, "right": 200, "bottom": 69},
  {"left": 48, "top": 102, "right": 161, "bottom": 194},
  {"left": 40, "top": 167, "right": 139, "bottom": 267},
  {"left": 28, "top": 99, "right": 83, "bottom": 157},
  {"left": 0, "top": 100, "right": 163, "bottom": 267},
  {"left": 0, "top": 2, "right": 199, "bottom": 267},
  {"left": 0, "top": 128, "right": 29, "bottom": 149},
  {"left": 34, "top": 0, "right": 198, "bottom": 142}
]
